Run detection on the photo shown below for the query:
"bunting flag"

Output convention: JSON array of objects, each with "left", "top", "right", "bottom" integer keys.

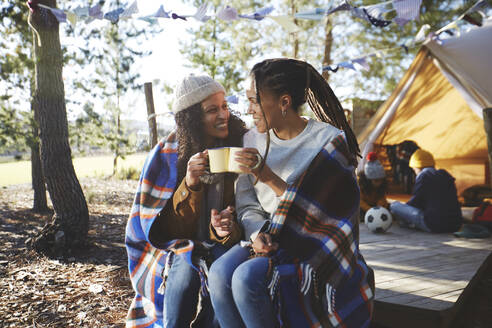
[
  {"left": 217, "top": 6, "right": 239, "bottom": 21},
  {"left": 38, "top": 4, "right": 67, "bottom": 23},
  {"left": 352, "top": 57, "right": 370, "bottom": 71},
  {"left": 181, "top": 4, "right": 210, "bottom": 22},
  {"left": 294, "top": 8, "right": 327, "bottom": 21},
  {"left": 154, "top": 5, "right": 170, "bottom": 18},
  {"left": 27, "top": 0, "right": 490, "bottom": 76},
  {"left": 269, "top": 16, "right": 300, "bottom": 33},
  {"left": 239, "top": 6, "right": 274, "bottom": 21},
  {"left": 120, "top": 0, "right": 139, "bottom": 20},
  {"left": 104, "top": 8, "right": 124, "bottom": 24},
  {"left": 89, "top": 4, "right": 104, "bottom": 20},
  {"left": 393, "top": 0, "right": 423, "bottom": 26},
  {"left": 226, "top": 95, "right": 239, "bottom": 104}
]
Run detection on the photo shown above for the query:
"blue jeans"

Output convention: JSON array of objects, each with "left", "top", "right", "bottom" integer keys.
[
  {"left": 208, "top": 244, "right": 277, "bottom": 328},
  {"left": 163, "top": 245, "right": 226, "bottom": 328},
  {"left": 390, "top": 201, "right": 431, "bottom": 232}
]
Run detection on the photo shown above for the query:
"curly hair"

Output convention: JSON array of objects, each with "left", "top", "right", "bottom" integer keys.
[
  {"left": 358, "top": 172, "right": 388, "bottom": 198},
  {"left": 251, "top": 58, "right": 360, "bottom": 167},
  {"left": 174, "top": 103, "right": 247, "bottom": 183}
]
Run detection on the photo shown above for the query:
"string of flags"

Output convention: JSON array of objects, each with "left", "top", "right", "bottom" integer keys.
[
  {"left": 322, "top": 0, "right": 489, "bottom": 73},
  {"left": 25, "top": 0, "right": 490, "bottom": 75},
  {"left": 26, "top": 0, "right": 427, "bottom": 32}
]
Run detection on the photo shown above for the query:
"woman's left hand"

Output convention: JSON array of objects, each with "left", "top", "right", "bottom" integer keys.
[{"left": 211, "top": 206, "right": 235, "bottom": 238}]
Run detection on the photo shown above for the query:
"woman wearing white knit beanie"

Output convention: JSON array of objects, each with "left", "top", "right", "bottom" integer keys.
[{"left": 125, "top": 74, "right": 247, "bottom": 328}]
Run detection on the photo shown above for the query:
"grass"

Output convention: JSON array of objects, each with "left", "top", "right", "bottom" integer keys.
[{"left": 0, "top": 153, "right": 147, "bottom": 187}]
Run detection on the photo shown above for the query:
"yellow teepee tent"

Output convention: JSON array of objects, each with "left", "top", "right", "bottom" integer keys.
[{"left": 358, "top": 20, "right": 492, "bottom": 193}]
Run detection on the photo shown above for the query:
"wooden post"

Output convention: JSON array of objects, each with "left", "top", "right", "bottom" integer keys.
[
  {"left": 483, "top": 108, "right": 492, "bottom": 187},
  {"left": 144, "top": 82, "right": 158, "bottom": 148}
]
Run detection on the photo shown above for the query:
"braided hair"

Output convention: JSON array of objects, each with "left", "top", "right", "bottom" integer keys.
[
  {"left": 175, "top": 104, "right": 247, "bottom": 183},
  {"left": 251, "top": 58, "right": 360, "bottom": 166}
]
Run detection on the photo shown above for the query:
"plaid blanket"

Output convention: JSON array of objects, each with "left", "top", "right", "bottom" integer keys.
[
  {"left": 125, "top": 133, "right": 205, "bottom": 328},
  {"left": 267, "top": 133, "right": 374, "bottom": 328}
]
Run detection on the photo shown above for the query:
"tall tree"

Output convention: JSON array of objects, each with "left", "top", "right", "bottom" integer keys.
[
  {"left": 0, "top": 0, "right": 48, "bottom": 212},
  {"left": 28, "top": 0, "right": 89, "bottom": 253}
]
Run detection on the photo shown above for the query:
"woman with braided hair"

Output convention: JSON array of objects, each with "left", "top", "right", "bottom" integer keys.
[{"left": 208, "top": 59, "right": 374, "bottom": 328}]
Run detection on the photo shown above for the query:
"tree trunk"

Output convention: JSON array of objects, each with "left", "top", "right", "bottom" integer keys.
[
  {"left": 483, "top": 108, "right": 492, "bottom": 187},
  {"left": 29, "top": 0, "right": 89, "bottom": 254},
  {"left": 30, "top": 58, "right": 49, "bottom": 213},
  {"left": 321, "top": 17, "right": 333, "bottom": 81}
]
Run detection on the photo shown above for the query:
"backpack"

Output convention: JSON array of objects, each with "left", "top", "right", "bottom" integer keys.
[{"left": 472, "top": 200, "right": 492, "bottom": 229}]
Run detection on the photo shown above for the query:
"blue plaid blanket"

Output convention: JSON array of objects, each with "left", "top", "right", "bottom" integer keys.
[
  {"left": 267, "top": 133, "right": 374, "bottom": 328},
  {"left": 125, "top": 133, "right": 205, "bottom": 328}
]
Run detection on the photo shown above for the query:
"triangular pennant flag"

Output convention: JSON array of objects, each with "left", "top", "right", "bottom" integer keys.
[
  {"left": 66, "top": 11, "right": 78, "bottom": 26},
  {"left": 73, "top": 5, "right": 89, "bottom": 18},
  {"left": 49, "top": 7, "right": 67, "bottom": 23},
  {"left": 338, "top": 61, "right": 356, "bottom": 70},
  {"left": 192, "top": 4, "right": 210, "bottom": 22},
  {"left": 89, "top": 4, "right": 103, "bottom": 20},
  {"left": 269, "top": 16, "right": 300, "bottom": 33},
  {"left": 294, "top": 8, "right": 327, "bottom": 20},
  {"left": 104, "top": 8, "right": 124, "bottom": 23},
  {"left": 327, "top": 1, "right": 351, "bottom": 15},
  {"left": 217, "top": 6, "right": 239, "bottom": 21},
  {"left": 364, "top": 2, "right": 392, "bottom": 19},
  {"left": 353, "top": 57, "right": 370, "bottom": 71},
  {"left": 153, "top": 5, "right": 170, "bottom": 18},
  {"left": 120, "top": 0, "right": 139, "bottom": 19},
  {"left": 226, "top": 95, "right": 239, "bottom": 104},
  {"left": 239, "top": 6, "right": 274, "bottom": 21},
  {"left": 352, "top": 6, "right": 391, "bottom": 27},
  {"left": 393, "top": 0, "right": 422, "bottom": 26},
  {"left": 38, "top": 4, "right": 67, "bottom": 23}
]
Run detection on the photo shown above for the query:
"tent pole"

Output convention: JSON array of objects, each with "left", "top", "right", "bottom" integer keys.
[{"left": 483, "top": 108, "right": 492, "bottom": 187}]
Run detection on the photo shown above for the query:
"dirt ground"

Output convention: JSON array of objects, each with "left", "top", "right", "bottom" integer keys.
[{"left": 0, "top": 178, "right": 138, "bottom": 327}]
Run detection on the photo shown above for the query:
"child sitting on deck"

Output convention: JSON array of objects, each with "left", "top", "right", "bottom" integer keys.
[
  {"left": 390, "top": 149, "right": 463, "bottom": 233},
  {"left": 358, "top": 152, "right": 389, "bottom": 219}
]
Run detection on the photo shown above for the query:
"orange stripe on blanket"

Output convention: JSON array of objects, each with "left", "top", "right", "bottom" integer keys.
[
  {"left": 131, "top": 244, "right": 151, "bottom": 278},
  {"left": 140, "top": 213, "right": 159, "bottom": 220},
  {"left": 141, "top": 179, "right": 174, "bottom": 192},
  {"left": 173, "top": 245, "right": 194, "bottom": 255},
  {"left": 160, "top": 148, "right": 177, "bottom": 154}
]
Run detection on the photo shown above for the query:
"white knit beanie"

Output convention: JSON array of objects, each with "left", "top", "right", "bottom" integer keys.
[{"left": 172, "top": 74, "right": 225, "bottom": 113}]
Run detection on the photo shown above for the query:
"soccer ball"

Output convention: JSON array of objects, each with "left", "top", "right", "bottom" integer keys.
[{"left": 365, "top": 206, "right": 393, "bottom": 233}]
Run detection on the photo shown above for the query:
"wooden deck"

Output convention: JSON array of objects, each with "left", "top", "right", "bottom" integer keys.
[{"left": 359, "top": 223, "right": 492, "bottom": 328}]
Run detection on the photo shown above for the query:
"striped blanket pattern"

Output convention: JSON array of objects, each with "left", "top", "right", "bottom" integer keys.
[
  {"left": 268, "top": 132, "right": 374, "bottom": 328},
  {"left": 125, "top": 133, "right": 197, "bottom": 328}
]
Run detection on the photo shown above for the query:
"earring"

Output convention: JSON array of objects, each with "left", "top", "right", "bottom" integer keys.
[{"left": 282, "top": 110, "right": 286, "bottom": 118}]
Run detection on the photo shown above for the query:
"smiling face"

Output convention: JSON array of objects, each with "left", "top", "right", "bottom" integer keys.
[
  {"left": 246, "top": 76, "right": 283, "bottom": 133},
  {"left": 201, "top": 91, "right": 230, "bottom": 142}
]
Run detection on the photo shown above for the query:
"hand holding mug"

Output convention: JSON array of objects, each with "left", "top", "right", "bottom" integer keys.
[
  {"left": 235, "top": 148, "right": 264, "bottom": 175},
  {"left": 185, "top": 150, "right": 208, "bottom": 189}
]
